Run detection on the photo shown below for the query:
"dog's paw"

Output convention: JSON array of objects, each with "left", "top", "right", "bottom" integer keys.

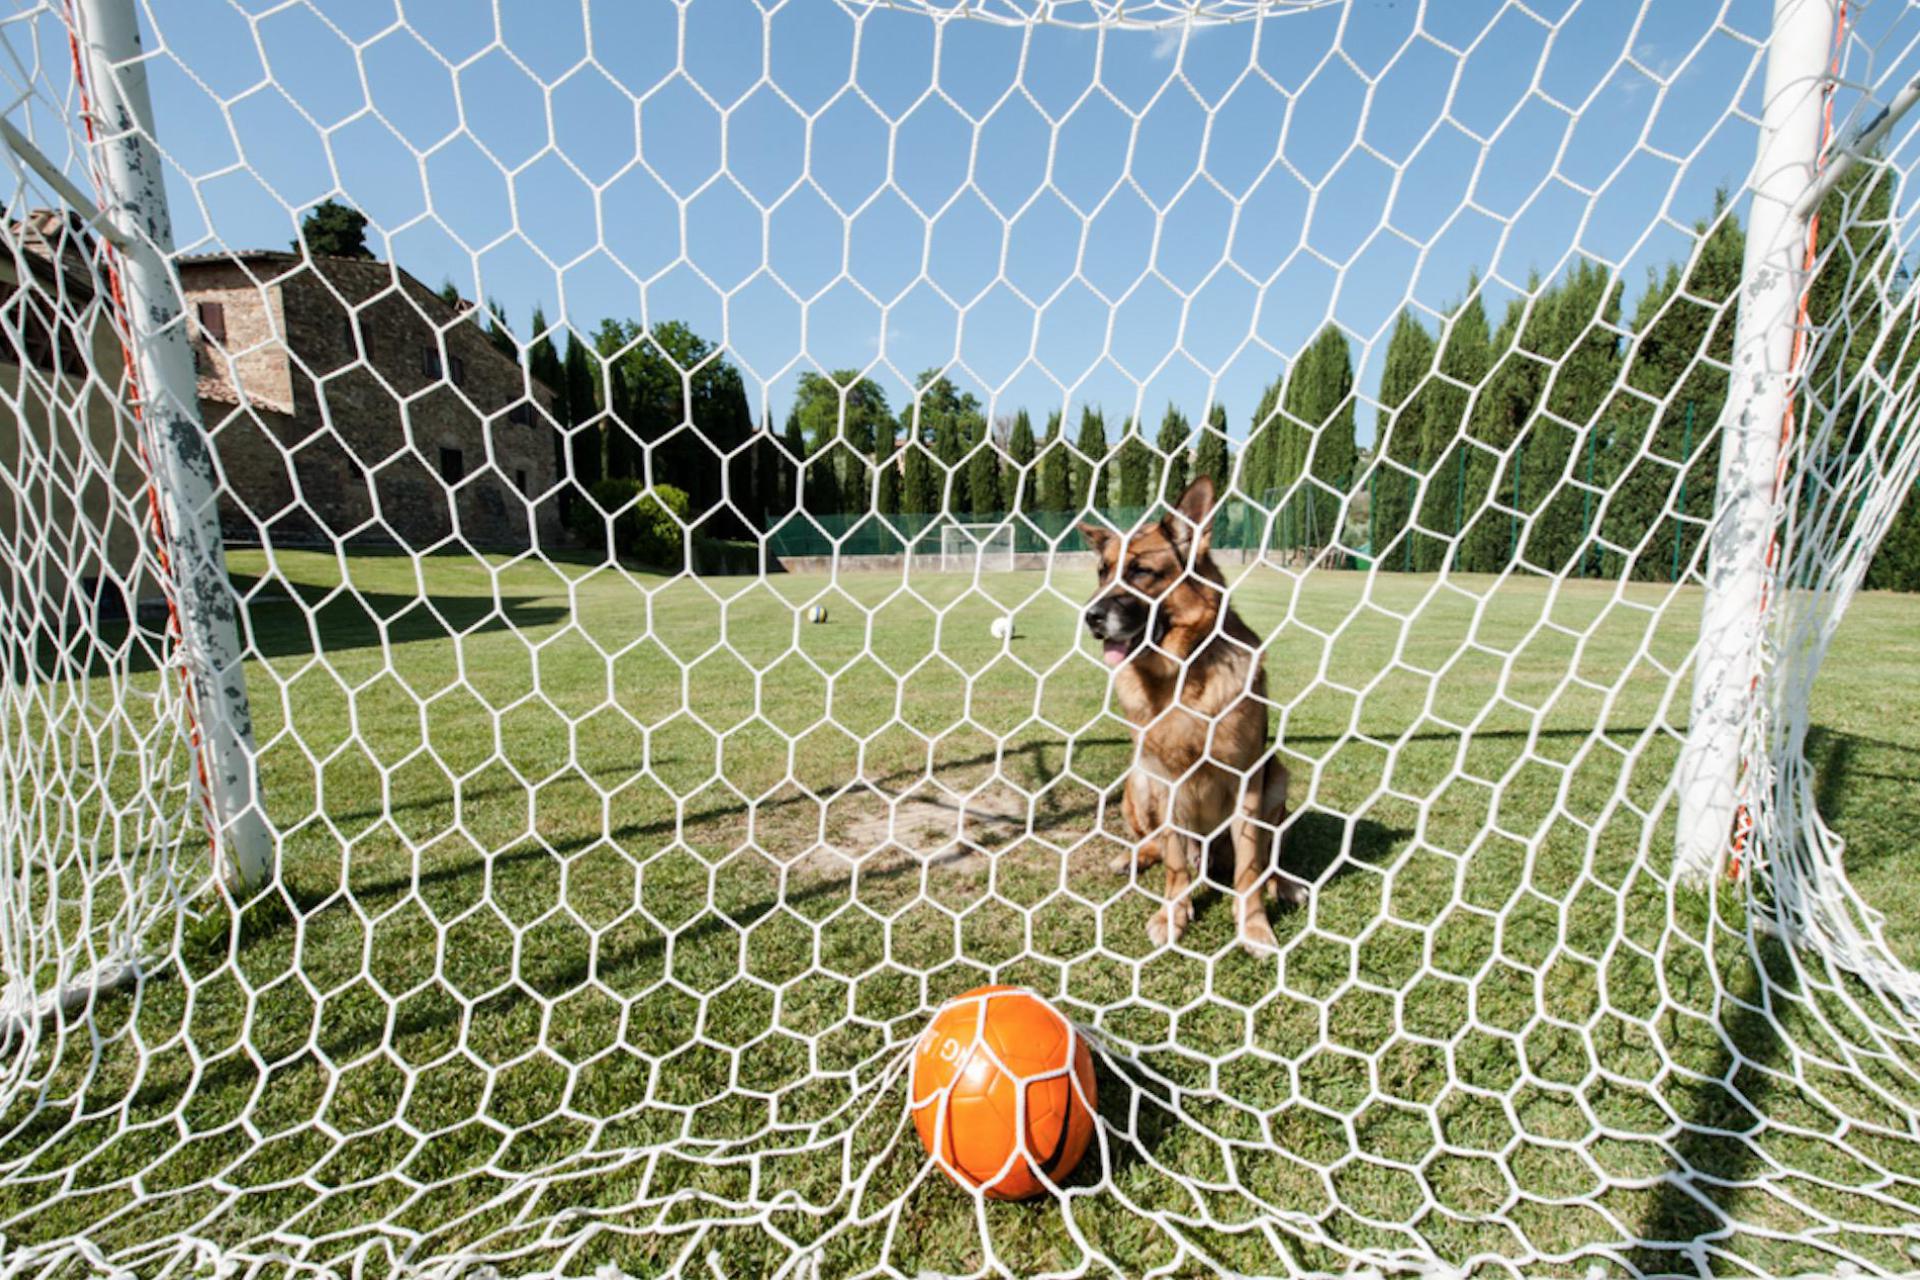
[
  {"left": 1110, "top": 845, "right": 1162, "bottom": 875},
  {"left": 1237, "top": 912, "right": 1280, "bottom": 958},
  {"left": 1146, "top": 900, "right": 1191, "bottom": 947},
  {"left": 1266, "top": 875, "right": 1309, "bottom": 909}
]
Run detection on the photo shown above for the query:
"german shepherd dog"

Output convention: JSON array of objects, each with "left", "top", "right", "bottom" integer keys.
[{"left": 1080, "top": 477, "right": 1302, "bottom": 955}]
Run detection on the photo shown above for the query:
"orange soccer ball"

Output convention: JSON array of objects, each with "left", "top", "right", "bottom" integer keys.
[{"left": 908, "top": 985, "right": 1097, "bottom": 1200}]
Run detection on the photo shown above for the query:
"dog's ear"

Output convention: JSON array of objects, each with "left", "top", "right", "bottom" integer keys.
[
  {"left": 1078, "top": 521, "right": 1113, "bottom": 558},
  {"left": 1165, "top": 477, "right": 1215, "bottom": 562}
]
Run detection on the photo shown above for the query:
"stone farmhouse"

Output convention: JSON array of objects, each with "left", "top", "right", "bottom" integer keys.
[{"left": 181, "top": 250, "right": 564, "bottom": 552}]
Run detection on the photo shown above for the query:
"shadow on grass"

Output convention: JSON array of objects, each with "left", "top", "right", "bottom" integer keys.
[
  {"left": 143, "top": 803, "right": 1408, "bottom": 1135},
  {"left": 32, "top": 571, "right": 570, "bottom": 679},
  {"left": 1808, "top": 725, "right": 1920, "bottom": 863},
  {"left": 1623, "top": 930, "right": 1790, "bottom": 1278}
]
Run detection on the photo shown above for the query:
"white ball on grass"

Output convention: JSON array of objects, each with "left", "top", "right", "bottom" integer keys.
[{"left": 989, "top": 616, "right": 1013, "bottom": 641}]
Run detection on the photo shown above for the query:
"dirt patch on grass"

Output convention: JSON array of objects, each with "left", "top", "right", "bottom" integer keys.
[{"left": 801, "top": 780, "right": 1038, "bottom": 875}]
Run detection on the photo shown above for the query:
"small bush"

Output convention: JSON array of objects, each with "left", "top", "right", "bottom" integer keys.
[{"left": 569, "top": 479, "right": 689, "bottom": 567}]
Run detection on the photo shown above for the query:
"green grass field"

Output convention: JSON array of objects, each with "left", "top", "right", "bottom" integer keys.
[{"left": 2, "top": 549, "right": 1917, "bottom": 1278}]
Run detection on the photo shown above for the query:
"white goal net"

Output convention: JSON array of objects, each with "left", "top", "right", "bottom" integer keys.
[
  {"left": 940, "top": 522, "right": 1017, "bottom": 574},
  {"left": 3, "top": 1, "right": 1920, "bottom": 1277}
]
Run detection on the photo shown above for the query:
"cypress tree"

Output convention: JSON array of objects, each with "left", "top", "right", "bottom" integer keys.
[
  {"left": 527, "top": 308, "right": 564, "bottom": 517},
  {"left": 1004, "top": 410, "right": 1037, "bottom": 513},
  {"left": 562, "top": 333, "right": 600, "bottom": 501},
  {"left": 484, "top": 296, "right": 517, "bottom": 359},
  {"left": 1116, "top": 417, "right": 1152, "bottom": 510},
  {"left": 1038, "top": 411, "right": 1070, "bottom": 516},
  {"left": 1241, "top": 377, "right": 1286, "bottom": 551},
  {"left": 601, "top": 346, "right": 636, "bottom": 482},
  {"left": 1805, "top": 157, "right": 1896, "bottom": 444},
  {"left": 1867, "top": 480, "right": 1920, "bottom": 591},
  {"left": 780, "top": 408, "right": 808, "bottom": 518},
  {"left": 1193, "top": 405, "right": 1231, "bottom": 495},
  {"left": 933, "top": 409, "right": 968, "bottom": 514},
  {"left": 1156, "top": 405, "right": 1190, "bottom": 505},
  {"left": 902, "top": 437, "right": 939, "bottom": 516},
  {"left": 1280, "top": 326, "right": 1358, "bottom": 552},
  {"left": 875, "top": 415, "right": 900, "bottom": 517},
  {"left": 1190, "top": 406, "right": 1231, "bottom": 546},
  {"left": 1803, "top": 158, "right": 1900, "bottom": 585},
  {"left": 527, "top": 306, "right": 563, "bottom": 394},
  {"left": 1456, "top": 295, "right": 1528, "bottom": 574},
  {"left": 1417, "top": 285, "right": 1493, "bottom": 572},
  {"left": 753, "top": 411, "right": 781, "bottom": 527},
  {"left": 1370, "top": 312, "right": 1436, "bottom": 570},
  {"left": 1607, "top": 197, "right": 1742, "bottom": 581},
  {"left": 1072, "top": 408, "right": 1110, "bottom": 510},
  {"left": 965, "top": 413, "right": 1000, "bottom": 517},
  {"left": 1519, "top": 260, "right": 1622, "bottom": 575}
]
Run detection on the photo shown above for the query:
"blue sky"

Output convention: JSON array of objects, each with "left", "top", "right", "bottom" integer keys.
[{"left": 12, "top": 0, "right": 1920, "bottom": 445}]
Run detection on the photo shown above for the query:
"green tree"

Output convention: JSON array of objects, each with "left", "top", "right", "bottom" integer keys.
[
  {"left": 527, "top": 307, "right": 563, "bottom": 396},
  {"left": 1193, "top": 405, "right": 1231, "bottom": 495},
  {"left": 590, "top": 319, "right": 753, "bottom": 533},
  {"left": 296, "top": 199, "right": 373, "bottom": 259},
  {"left": 902, "top": 432, "right": 940, "bottom": 516},
  {"left": 1518, "top": 260, "right": 1623, "bottom": 575},
  {"left": 905, "top": 371, "right": 981, "bottom": 516},
  {"left": 1867, "top": 479, "right": 1920, "bottom": 591},
  {"left": 1036, "top": 416, "right": 1082, "bottom": 541},
  {"left": 1278, "top": 325, "right": 1358, "bottom": 553},
  {"left": 1369, "top": 312, "right": 1437, "bottom": 570},
  {"left": 1802, "top": 158, "right": 1902, "bottom": 589},
  {"left": 933, "top": 409, "right": 968, "bottom": 514},
  {"left": 781, "top": 409, "right": 807, "bottom": 517},
  {"left": 1192, "top": 406, "right": 1234, "bottom": 547},
  {"left": 526, "top": 307, "right": 564, "bottom": 517},
  {"left": 561, "top": 332, "right": 601, "bottom": 507},
  {"left": 484, "top": 297, "right": 517, "bottom": 360},
  {"left": 1242, "top": 379, "right": 1284, "bottom": 544},
  {"left": 1454, "top": 294, "right": 1530, "bottom": 574},
  {"left": 1155, "top": 406, "right": 1190, "bottom": 506},
  {"left": 875, "top": 415, "right": 900, "bottom": 518},
  {"left": 1003, "top": 411, "right": 1036, "bottom": 513},
  {"left": 594, "top": 320, "right": 639, "bottom": 481},
  {"left": 1417, "top": 285, "right": 1494, "bottom": 572},
  {"left": 966, "top": 414, "right": 1000, "bottom": 517},
  {"left": 746, "top": 411, "right": 781, "bottom": 528},
  {"left": 1115, "top": 417, "right": 1153, "bottom": 510},
  {"left": 1072, "top": 408, "right": 1110, "bottom": 509},
  {"left": 793, "top": 370, "right": 889, "bottom": 515},
  {"left": 1605, "top": 196, "right": 1743, "bottom": 580}
]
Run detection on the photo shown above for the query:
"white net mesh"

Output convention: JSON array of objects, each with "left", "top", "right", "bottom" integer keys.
[{"left": 3, "top": 1, "right": 1920, "bottom": 1277}]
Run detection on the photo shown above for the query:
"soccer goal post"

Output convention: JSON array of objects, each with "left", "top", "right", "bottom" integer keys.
[
  {"left": 6, "top": 0, "right": 1920, "bottom": 1277},
  {"left": 938, "top": 521, "right": 1017, "bottom": 574}
]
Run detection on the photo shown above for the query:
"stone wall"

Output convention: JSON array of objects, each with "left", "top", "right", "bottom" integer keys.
[
  {"left": 186, "top": 254, "right": 564, "bottom": 553},
  {"left": 0, "top": 253, "right": 160, "bottom": 626}
]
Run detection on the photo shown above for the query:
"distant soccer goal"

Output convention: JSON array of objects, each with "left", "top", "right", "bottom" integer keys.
[{"left": 938, "top": 521, "right": 1016, "bottom": 574}]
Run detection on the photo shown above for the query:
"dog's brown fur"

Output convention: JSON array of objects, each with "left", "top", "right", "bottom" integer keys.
[{"left": 1080, "top": 478, "right": 1301, "bottom": 954}]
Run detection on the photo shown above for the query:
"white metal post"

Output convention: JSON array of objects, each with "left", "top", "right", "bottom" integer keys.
[
  {"left": 71, "top": 0, "right": 272, "bottom": 892},
  {"left": 1674, "top": 0, "right": 1837, "bottom": 885}
]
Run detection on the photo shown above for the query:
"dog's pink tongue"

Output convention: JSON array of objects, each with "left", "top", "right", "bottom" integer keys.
[{"left": 1102, "top": 640, "right": 1130, "bottom": 667}]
